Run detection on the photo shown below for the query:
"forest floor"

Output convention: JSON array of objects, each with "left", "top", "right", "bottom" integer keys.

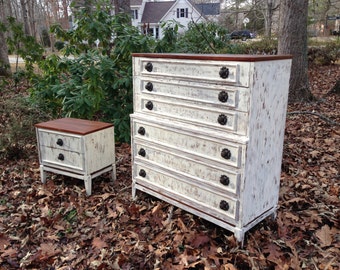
[{"left": 0, "top": 64, "right": 339, "bottom": 269}]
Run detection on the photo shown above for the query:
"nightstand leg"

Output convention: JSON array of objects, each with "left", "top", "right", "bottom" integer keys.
[
  {"left": 40, "top": 165, "right": 46, "bottom": 184},
  {"left": 84, "top": 175, "right": 92, "bottom": 196}
]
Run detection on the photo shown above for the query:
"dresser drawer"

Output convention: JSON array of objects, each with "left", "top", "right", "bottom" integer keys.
[
  {"left": 135, "top": 96, "right": 248, "bottom": 135},
  {"left": 133, "top": 141, "right": 240, "bottom": 195},
  {"left": 132, "top": 118, "right": 244, "bottom": 168},
  {"left": 39, "top": 146, "right": 84, "bottom": 171},
  {"left": 136, "top": 58, "right": 250, "bottom": 87},
  {"left": 38, "top": 130, "right": 82, "bottom": 152},
  {"left": 134, "top": 78, "right": 249, "bottom": 112},
  {"left": 134, "top": 163, "right": 239, "bottom": 222}
]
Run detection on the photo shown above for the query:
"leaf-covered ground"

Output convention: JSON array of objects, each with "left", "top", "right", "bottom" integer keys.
[{"left": 0, "top": 64, "right": 339, "bottom": 269}]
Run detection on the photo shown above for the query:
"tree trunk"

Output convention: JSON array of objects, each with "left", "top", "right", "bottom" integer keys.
[
  {"left": 0, "top": 0, "right": 11, "bottom": 77},
  {"left": 278, "top": 0, "right": 314, "bottom": 103},
  {"left": 20, "top": 0, "right": 31, "bottom": 36}
]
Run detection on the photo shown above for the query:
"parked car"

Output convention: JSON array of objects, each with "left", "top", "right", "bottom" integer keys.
[{"left": 229, "top": 30, "right": 255, "bottom": 40}]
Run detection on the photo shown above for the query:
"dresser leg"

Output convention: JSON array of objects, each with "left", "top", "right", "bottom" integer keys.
[
  {"left": 84, "top": 175, "right": 92, "bottom": 196},
  {"left": 234, "top": 228, "right": 245, "bottom": 247},
  {"left": 132, "top": 182, "right": 137, "bottom": 200},
  {"left": 40, "top": 165, "right": 46, "bottom": 184},
  {"left": 111, "top": 163, "right": 116, "bottom": 182}
]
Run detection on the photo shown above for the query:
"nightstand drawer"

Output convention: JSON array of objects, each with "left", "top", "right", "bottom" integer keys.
[
  {"left": 132, "top": 118, "right": 244, "bottom": 168},
  {"left": 133, "top": 141, "right": 240, "bottom": 195},
  {"left": 40, "top": 147, "right": 84, "bottom": 171},
  {"left": 137, "top": 58, "right": 248, "bottom": 86},
  {"left": 134, "top": 163, "right": 239, "bottom": 222},
  {"left": 38, "top": 130, "right": 82, "bottom": 152}
]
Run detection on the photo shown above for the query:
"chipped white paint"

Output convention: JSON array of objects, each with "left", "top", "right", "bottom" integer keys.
[
  {"left": 131, "top": 54, "right": 292, "bottom": 243},
  {"left": 36, "top": 119, "right": 116, "bottom": 195}
]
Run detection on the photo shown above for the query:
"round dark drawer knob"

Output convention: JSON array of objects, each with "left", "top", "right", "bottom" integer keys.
[
  {"left": 219, "top": 67, "right": 229, "bottom": 79},
  {"left": 219, "top": 200, "right": 229, "bottom": 211},
  {"left": 58, "top": 153, "right": 64, "bottom": 161},
  {"left": 220, "top": 175, "right": 230, "bottom": 186},
  {"left": 56, "top": 138, "right": 63, "bottom": 146},
  {"left": 145, "top": 62, "right": 153, "bottom": 72},
  {"left": 139, "top": 169, "right": 146, "bottom": 177},
  {"left": 218, "top": 114, "right": 228, "bottom": 125},
  {"left": 138, "top": 127, "right": 145, "bottom": 135},
  {"left": 218, "top": 91, "right": 229, "bottom": 103},
  {"left": 221, "top": 148, "right": 231, "bottom": 160},
  {"left": 145, "top": 82, "right": 153, "bottom": 91},
  {"left": 145, "top": 101, "right": 153, "bottom": 110},
  {"left": 138, "top": 148, "right": 146, "bottom": 157}
]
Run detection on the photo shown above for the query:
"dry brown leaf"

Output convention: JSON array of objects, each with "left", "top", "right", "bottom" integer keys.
[
  {"left": 315, "top": 225, "right": 333, "bottom": 247},
  {"left": 92, "top": 237, "right": 108, "bottom": 249}
]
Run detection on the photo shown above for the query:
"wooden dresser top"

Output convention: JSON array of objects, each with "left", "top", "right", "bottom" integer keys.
[
  {"left": 132, "top": 53, "right": 292, "bottom": 62},
  {"left": 35, "top": 118, "right": 113, "bottom": 135}
]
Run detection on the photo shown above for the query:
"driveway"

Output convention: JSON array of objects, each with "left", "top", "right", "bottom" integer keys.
[{"left": 9, "top": 55, "right": 25, "bottom": 64}]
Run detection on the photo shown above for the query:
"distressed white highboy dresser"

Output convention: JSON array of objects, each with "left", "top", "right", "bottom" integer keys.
[
  {"left": 131, "top": 53, "right": 292, "bottom": 242},
  {"left": 35, "top": 118, "right": 116, "bottom": 196}
]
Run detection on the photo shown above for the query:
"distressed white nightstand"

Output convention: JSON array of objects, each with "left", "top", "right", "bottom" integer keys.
[
  {"left": 130, "top": 53, "right": 292, "bottom": 243},
  {"left": 35, "top": 118, "right": 116, "bottom": 195}
]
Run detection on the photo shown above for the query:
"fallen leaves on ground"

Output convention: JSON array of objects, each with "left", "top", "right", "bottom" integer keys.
[{"left": 0, "top": 64, "right": 339, "bottom": 269}]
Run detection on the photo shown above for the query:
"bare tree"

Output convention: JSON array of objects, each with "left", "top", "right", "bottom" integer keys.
[
  {"left": 263, "top": 0, "right": 279, "bottom": 37},
  {"left": 0, "top": 0, "right": 11, "bottom": 77},
  {"left": 20, "top": 0, "right": 30, "bottom": 35},
  {"left": 278, "top": 0, "right": 314, "bottom": 102}
]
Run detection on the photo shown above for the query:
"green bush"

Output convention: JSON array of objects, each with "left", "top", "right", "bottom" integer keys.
[
  {"left": 54, "top": 40, "right": 65, "bottom": 51},
  {"left": 30, "top": 4, "right": 155, "bottom": 143},
  {"left": 308, "top": 40, "right": 340, "bottom": 65}
]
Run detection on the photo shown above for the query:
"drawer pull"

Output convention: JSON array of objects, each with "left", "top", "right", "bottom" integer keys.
[
  {"left": 220, "top": 175, "right": 230, "bottom": 186},
  {"left": 219, "top": 67, "right": 229, "bottom": 79},
  {"left": 219, "top": 200, "right": 229, "bottom": 211},
  {"left": 221, "top": 148, "right": 231, "bottom": 160},
  {"left": 218, "top": 91, "right": 229, "bottom": 103},
  {"left": 145, "top": 101, "right": 153, "bottom": 110},
  {"left": 138, "top": 127, "right": 145, "bottom": 135},
  {"left": 58, "top": 153, "right": 64, "bottom": 161},
  {"left": 138, "top": 148, "right": 146, "bottom": 157},
  {"left": 145, "top": 82, "right": 153, "bottom": 91},
  {"left": 145, "top": 62, "right": 153, "bottom": 72},
  {"left": 218, "top": 114, "right": 228, "bottom": 125},
  {"left": 56, "top": 138, "right": 63, "bottom": 146},
  {"left": 139, "top": 169, "right": 146, "bottom": 177}
]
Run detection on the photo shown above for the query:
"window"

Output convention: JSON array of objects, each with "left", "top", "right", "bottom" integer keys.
[
  {"left": 131, "top": 10, "right": 138, "bottom": 20},
  {"left": 155, "top": 27, "right": 159, "bottom": 39},
  {"left": 177, "top": 8, "right": 188, "bottom": 18}
]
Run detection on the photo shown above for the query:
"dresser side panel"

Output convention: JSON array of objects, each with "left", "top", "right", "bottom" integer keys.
[{"left": 240, "top": 59, "right": 291, "bottom": 224}]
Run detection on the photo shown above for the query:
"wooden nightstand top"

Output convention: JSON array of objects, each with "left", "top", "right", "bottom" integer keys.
[{"left": 35, "top": 118, "right": 114, "bottom": 135}]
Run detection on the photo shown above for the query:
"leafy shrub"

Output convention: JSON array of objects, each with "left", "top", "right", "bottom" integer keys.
[
  {"left": 30, "top": 4, "right": 155, "bottom": 143},
  {"left": 54, "top": 40, "right": 65, "bottom": 51},
  {"left": 308, "top": 41, "right": 340, "bottom": 65},
  {"left": 176, "top": 21, "right": 229, "bottom": 53},
  {"left": 244, "top": 38, "right": 278, "bottom": 55}
]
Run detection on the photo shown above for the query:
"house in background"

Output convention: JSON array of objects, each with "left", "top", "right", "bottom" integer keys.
[
  {"left": 131, "top": 0, "right": 220, "bottom": 39},
  {"left": 71, "top": 0, "right": 220, "bottom": 39}
]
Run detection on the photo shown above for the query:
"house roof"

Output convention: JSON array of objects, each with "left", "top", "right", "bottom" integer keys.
[
  {"left": 195, "top": 3, "right": 220, "bottom": 16},
  {"left": 130, "top": 0, "right": 142, "bottom": 6},
  {"left": 141, "top": 1, "right": 176, "bottom": 23}
]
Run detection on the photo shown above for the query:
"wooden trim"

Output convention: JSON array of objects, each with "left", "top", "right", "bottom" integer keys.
[
  {"left": 132, "top": 53, "right": 293, "bottom": 62},
  {"left": 35, "top": 118, "right": 113, "bottom": 135}
]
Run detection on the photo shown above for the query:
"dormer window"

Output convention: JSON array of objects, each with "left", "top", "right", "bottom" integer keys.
[
  {"left": 177, "top": 8, "right": 188, "bottom": 18},
  {"left": 131, "top": 9, "right": 138, "bottom": 20}
]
